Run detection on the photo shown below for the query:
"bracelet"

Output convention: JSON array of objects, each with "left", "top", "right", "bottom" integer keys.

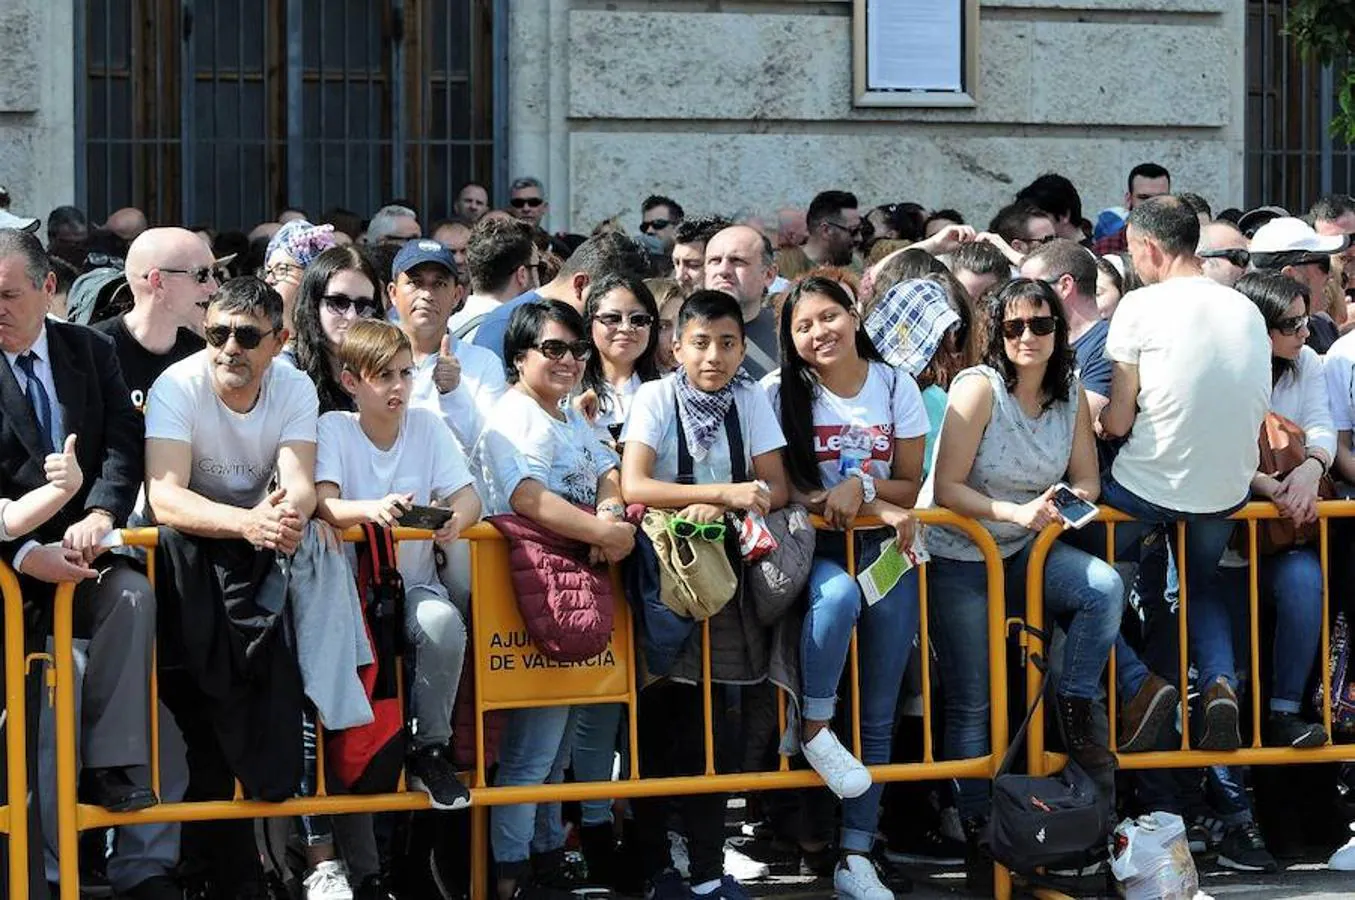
[
  {"left": 1304, "top": 451, "right": 1330, "bottom": 475},
  {"left": 596, "top": 502, "right": 625, "bottom": 518}
]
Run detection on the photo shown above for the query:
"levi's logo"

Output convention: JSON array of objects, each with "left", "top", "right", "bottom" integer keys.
[{"left": 811, "top": 423, "right": 893, "bottom": 462}]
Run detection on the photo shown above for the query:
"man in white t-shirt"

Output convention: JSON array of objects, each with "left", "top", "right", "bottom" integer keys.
[{"left": 1098, "top": 196, "right": 1271, "bottom": 753}]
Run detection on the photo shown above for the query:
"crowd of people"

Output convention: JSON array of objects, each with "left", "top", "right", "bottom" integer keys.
[{"left": 3, "top": 163, "right": 1355, "bottom": 900}]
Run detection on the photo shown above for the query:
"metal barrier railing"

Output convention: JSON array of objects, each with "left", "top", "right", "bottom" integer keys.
[
  {"left": 1023, "top": 500, "right": 1355, "bottom": 778},
  {"left": 29, "top": 510, "right": 1013, "bottom": 900},
  {"left": 0, "top": 561, "right": 30, "bottom": 900}
]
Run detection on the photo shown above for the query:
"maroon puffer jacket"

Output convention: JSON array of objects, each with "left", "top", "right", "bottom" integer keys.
[{"left": 488, "top": 512, "right": 614, "bottom": 662}]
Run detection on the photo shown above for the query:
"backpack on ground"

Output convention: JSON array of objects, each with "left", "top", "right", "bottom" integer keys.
[{"left": 325, "top": 523, "right": 408, "bottom": 793}]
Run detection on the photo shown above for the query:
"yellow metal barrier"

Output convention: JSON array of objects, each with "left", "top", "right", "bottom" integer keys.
[
  {"left": 37, "top": 511, "right": 1013, "bottom": 900},
  {"left": 1023, "top": 500, "right": 1355, "bottom": 777},
  {"left": 0, "top": 560, "right": 29, "bottom": 900}
]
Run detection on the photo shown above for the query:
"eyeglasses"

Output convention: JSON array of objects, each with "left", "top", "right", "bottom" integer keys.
[
  {"left": 322, "top": 293, "right": 381, "bottom": 319},
  {"left": 1025, "top": 234, "right": 1058, "bottom": 246},
  {"left": 259, "top": 262, "right": 303, "bottom": 284},
  {"left": 593, "top": 311, "right": 654, "bottom": 330},
  {"left": 532, "top": 339, "right": 592, "bottom": 361},
  {"left": 510, "top": 197, "right": 545, "bottom": 209},
  {"left": 151, "top": 265, "right": 218, "bottom": 285},
  {"left": 1000, "top": 316, "right": 1058, "bottom": 339},
  {"left": 640, "top": 218, "right": 673, "bottom": 233},
  {"left": 1274, "top": 314, "right": 1309, "bottom": 336},
  {"left": 667, "top": 517, "right": 726, "bottom": 542},
  {"left": 1198, "top": 248, "right": 1250, "bottom": 268},
  {"left": 825, "top": 220, "right": 863, "bottom": 238},
  {"left": 530, "top": 260, "right": 551, "bottom": 282},
  {"left": 205, "top": 324, "right": 276, "bottom": 350}
]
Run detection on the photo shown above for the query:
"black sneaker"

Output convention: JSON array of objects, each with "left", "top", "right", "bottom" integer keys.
[
  {"left": 963, "top": 818, "right": 993, "bottom": 896},
  {"left": 1267, "top": 712, "right": 1328, "bottom": 748},
  {"left": 354, "top": 874, "right": 396, "bottom": 900},
  {"left": 883, "top": 826, "right": 966, "bottom": 866},
  {"left": 407, "top": 743, "right": 471, "bottom": 810},
  {"left": 1217, "top": 822, "right": 1279, "bottom": 873}
]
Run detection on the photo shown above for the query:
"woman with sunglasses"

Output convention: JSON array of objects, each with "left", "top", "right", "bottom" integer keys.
[
  {"left": 289, "top": 246, "right": 383, "bottom": 413},
  {"left": 478, "top": 300, "right": 635, "bottom": 900},
  {"left": 765, "top": 275, "right": 927, "bottom": 900},
  {"left": 577, "top": 273, "right": 662, "bottom": 445},
  {"left": 1233, "top": 271, "right": 1330, "bottom": 749},
  {"left": 927, "top": 279, "right": 1122, "bottom": 886},
  {"left": 260, "top": 218, "right": 339, "bottom": 338}
]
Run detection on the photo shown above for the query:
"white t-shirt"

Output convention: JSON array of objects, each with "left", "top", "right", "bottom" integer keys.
[
  {"left": 408, "top": 336, "right": 507, "bottom": 458},
  {"left": 315, "top": 407, "right": 476, "bottom": 595},
  {"left": 622, "top": 375, "right": 786, "bottom": 485},
  {"left": 478, "top": 389, "right": 618, "bottom": 516},
  {"left": 1105, "top": 276, "right": 1271, "bottom": 512},
  {"left": 145, "top": 351, "right": 319, "bottom": 508},
  {"left": 590, "top": 374, "right": 642, "bottom": 444},
  {"left": 762, "top": 361, "right": 929, "bottom": 488},
  {"left": 1325, "top": 329, "right": 1355, "bottom": 433},
  {"left": 1274, "top": 345, "right": 1335, "bottom": 459}
]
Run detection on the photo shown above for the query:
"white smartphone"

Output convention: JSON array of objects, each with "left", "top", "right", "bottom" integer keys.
[{"left": 1051, "top": 483, "right": 1099, "bottom": 530}]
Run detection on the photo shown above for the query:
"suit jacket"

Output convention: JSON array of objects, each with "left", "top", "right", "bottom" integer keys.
[{"left": 0, "top": 320, "right": 142, "bottom": 572}]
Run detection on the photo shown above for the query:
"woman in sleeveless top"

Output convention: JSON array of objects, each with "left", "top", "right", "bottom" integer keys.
[{"left": 927, "top": 279, "right": 1122, "bottom": 877}]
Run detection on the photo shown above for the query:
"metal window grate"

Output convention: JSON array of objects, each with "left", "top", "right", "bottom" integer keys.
[{"left": 75, "top": 0, "right": 505, "bottom": 232}]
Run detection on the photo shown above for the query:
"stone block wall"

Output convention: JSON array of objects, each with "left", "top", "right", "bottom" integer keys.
[{"left": 509, "top": 0, "right": 1244, "bottom": 235}]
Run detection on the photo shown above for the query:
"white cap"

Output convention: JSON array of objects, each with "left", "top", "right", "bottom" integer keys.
[
  {"left": 1250, "top": 216, "right": 1347, "bottom": 255},
  {"left": 0, "top": 209, "right": 39, "bottom": 233}
]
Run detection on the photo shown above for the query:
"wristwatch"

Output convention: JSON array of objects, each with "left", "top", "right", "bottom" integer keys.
[{"left": 847, "top": 468, "right": 877, "bottom": 504}]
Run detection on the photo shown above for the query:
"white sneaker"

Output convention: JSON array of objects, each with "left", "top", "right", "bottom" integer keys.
[
  {"left": 303, "top": 860, "right": 353, "bottom": 900},
  {"left": 834, "top": 853, "right": 892, "bottom": 900},
  {"left": 723, "top": 843, "right": 771, "bottom": 880},
  {"left": 802, "top": 729, "right": 871, "bottom": 799}
]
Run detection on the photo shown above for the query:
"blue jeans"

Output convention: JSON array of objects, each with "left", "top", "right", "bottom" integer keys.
[
  {"left": 929, "top": 539, "right": 1124, "bottom": 818},
  {"left": 801, "top": 529, "right": 920, "bottom": 853},
  {"left": 1103, "top": 478, "right": 1244, "bottom": 693},
  {"left": 571, "top": 702, "right": 624, "bottom": 826},
  {"left": 491, "top": 706, "right": 574, "bottom": 865}
]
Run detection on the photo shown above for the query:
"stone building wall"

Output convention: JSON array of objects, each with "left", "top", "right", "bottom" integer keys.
[{"left": 509, "top": 0, "right": 1245, "bottom": 235}]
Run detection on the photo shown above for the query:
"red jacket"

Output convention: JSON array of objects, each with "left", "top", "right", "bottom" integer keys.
[{"left": 488, "top": 512, "right": 614, "bottom": 662}]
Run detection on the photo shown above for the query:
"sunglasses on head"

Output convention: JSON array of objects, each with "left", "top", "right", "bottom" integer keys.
[
  {"left": 640, "top": 218, "right": 673, "bottom": 233},
  {"left": 510, "top": 197, "right": 544, "bottom": 209},
  {"left": 322, "top": 293, "right": 381, "bottom": 318},
  {"left": 205, "top": 324, "right": 275, "bottom": 350},
  {"left": 667, "top": 516, "right": 726, "bottom": 542},
  {"left": 594, "top": 311, "right": 654, "bottom": 330},
  {"left": 1000, "top": 316, "right": 1058, "bottom": 339},
  {"left": 533, "top": 339, "right": 592, "bottom": 361},
  {"left": 1198, "top": 248, "right": 1250, "bottom": 268},
  {"left": 1274, "top": 314, "right": 1309, "bottom": 336},
  {"left": 155, "top": 265, "right": 218, "bottom": 285}
]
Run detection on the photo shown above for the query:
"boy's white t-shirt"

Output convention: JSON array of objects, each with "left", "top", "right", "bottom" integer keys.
[
  {"left": 1104, "top": 276, "right": 1271, "bottom": 513},
  {"left": 478, "top": 389, "right": 618, "bottom": 516},
  {"left": 762, "top": 361, "right": 929, "bottom": 488},
  {"left": 144, "top": 351, "right": 319, "bottom": 508},
  {"left": 316, "top": 407, "right": 476, "bottom": 595},
  {"left": 622, "top": 374, "right": 786, "bottom": 484}
]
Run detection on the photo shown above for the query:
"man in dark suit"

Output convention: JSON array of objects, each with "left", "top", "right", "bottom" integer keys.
[{"left": 0, "top": 229, "right": 157, "bottom": 817}]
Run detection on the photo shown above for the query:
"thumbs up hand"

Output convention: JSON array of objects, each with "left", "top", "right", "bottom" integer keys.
[
  {"left": 44, "top": 434, "right": 83, "bottom": 496},
  {"left": 433, "top": 334, "right": 462, "bottom": 394}
]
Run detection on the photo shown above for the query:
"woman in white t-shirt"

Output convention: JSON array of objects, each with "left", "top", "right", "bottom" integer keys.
[
  {"left": 575, "top": 272, "right": 662, "bottom": 447},
  {"left": 765, "top": 275, "right": 927, "bottom": 900},
  {"left": 1233, "top": 271, "right": 1331, "bottom": 749},
  {"left": 477, "top": 299, "right": 637, "bottom": 900}
]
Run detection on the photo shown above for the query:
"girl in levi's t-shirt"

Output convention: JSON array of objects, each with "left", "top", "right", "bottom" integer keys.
[{"left": 764, "top": 275, "right": 929, "bottom": 897}]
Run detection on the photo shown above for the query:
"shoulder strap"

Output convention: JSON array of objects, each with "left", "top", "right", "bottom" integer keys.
[
  {"left": 675, "top": 394, "right": 694, "bottom": 485},
  {"left": 452, "top": 314, "right": 488, "bottom": 341},
  {"left": 674, "top": 393, "right": 749, "bottom": 485},
  {"left": 744, "top": 340, "right": 777, "bottom": 376},
  {"left": 995, "top": 650, "right": 1049, "bottom": 777}
]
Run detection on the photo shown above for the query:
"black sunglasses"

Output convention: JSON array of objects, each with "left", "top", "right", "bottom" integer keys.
[
  {"left": 533, "top": 339, "right": 592, "bottom": 361},
  {"left": 1198, "top": 248, "right": 1251, "bottom": 268},
  {"left": 155, "top": 265, "right": 219, "bottom": 285},
  {"left": 825, "top": 220, "right": 863, "bottom": 238},
  {"left": 322, "top": 293, "right": 381, "bottom": 318},
  {"left": 1000, "top": 316, "right": 1058, "bottom": 339},
  {"left": 205, "top": 324, "right": 275, "bottom": 350},
  {"left": 593, "top": 311, "right": 654, "bottom": 329},
  {"left": 640, "top": 218, "right": 673, "bottom": 233},
  {"left": 1274, "top": 314, "right": 1309, "bottom": 336},
  {"left": 510, "top": 197, "right": 544, "bottom": 209}
]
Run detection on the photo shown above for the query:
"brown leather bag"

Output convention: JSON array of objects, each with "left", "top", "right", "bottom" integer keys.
[{"left": 1255, "top": 411, "right": 1334, "bottom": 555}]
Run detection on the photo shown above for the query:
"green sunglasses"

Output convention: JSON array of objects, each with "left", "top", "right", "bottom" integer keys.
[{"left": 667, "top": 517, "right": 726, "bottom": 542}]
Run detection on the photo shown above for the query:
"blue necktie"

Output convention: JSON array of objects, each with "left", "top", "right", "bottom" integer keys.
[{"left": 16, "top": 351, "right": 54, "bottom": 454}]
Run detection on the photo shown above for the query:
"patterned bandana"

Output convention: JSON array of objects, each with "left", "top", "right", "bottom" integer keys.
[
  {"left": 265, "top": 219, "right": 338, "bottom": 268},
  {"left": 865, "top": 279, "right": 960, "bottom": 376},
  {"left": 674, "top": 368, "right": 746, "bottom": 462}
]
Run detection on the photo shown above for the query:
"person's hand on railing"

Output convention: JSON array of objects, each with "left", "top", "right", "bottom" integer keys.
[
  {"left": 595, "top": 519, "right": 637, "bottom": 565},
  {"left": 19, "top": 545, "right": 97, "bottom": 583},
  {"left": 1273, "top": 462, "right": 1322, "bottom": 526},
  {"left": 879, "top": 506, "right": 916, "bottom": 550},
  {"left": 721, "top": 481, "right": 771, "bottom": 517},
  {"left": 244, "top": 487, "right": 305, "bottom": 554},
  {"left": 366, "top": 493, "right": 415, "bottom": 529},
  {"left": 821, "top": 477, "right": 864, "bottom": 530},
  {"left": 1001, "top": 487, "right": 1062, "bottom": 533}
]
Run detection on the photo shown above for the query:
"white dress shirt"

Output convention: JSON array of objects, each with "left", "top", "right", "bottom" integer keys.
[{"left": 3, "top": 325, "right": 69, "bottom": 571}]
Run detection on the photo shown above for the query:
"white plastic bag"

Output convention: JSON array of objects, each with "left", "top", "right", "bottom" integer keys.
[{"left": 1110, "top": 812, "right": 1200, "bottom": 900}]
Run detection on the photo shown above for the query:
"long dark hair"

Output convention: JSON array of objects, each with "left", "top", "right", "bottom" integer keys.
[
  {"left": 293, "top": 245, "right": 382, "bottom": 413},
  {"left": 777, "top": 275, "right": 886, "bottom": 493},
  {"left": 580, "top": 272, "right": 661, "bottom": 412},
  {"left": 1235, "top": 270, "right": 1309, "bottom": 383},
  {"left": 983, "top": 278, "right": 1075, "bottom": 410}
]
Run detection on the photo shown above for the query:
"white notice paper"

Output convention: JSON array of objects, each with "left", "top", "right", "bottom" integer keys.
[{"left": 866, "top": 0, "right": 963, "bottom": 92}]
